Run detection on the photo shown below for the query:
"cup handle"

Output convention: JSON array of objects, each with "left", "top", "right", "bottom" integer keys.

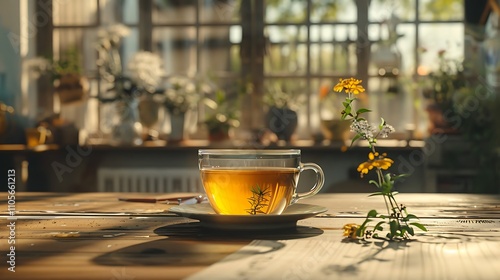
[{"left": 292, "top": 162, "right": 325, "bottom": 204}]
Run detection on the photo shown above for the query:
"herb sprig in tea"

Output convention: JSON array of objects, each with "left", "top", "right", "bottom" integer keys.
[{"left": 247, "top": 185, "right": 271, "bottom": 215}]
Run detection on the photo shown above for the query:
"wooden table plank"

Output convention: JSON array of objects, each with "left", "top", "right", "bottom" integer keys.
[{"left": 1, "top": 193, "right": 500, "bottom": 280}]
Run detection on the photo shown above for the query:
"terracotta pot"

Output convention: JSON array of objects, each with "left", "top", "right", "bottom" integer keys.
[
  {"left": 425, "top": 103, "right": 459, "bottom": 135},
  {"left": 55, "top": 74, "right": 88, "bottom": 104}
]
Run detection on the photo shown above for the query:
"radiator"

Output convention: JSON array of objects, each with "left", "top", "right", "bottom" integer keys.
[{"left": 97, "top": 168, "right": 204, "bottom": 193}]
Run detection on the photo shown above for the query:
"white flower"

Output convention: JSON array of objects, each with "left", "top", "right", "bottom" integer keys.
[
  {"left": 350, "top": 119, "right": 395, "bottom": 139},
  {"left": 350, "top": 119, "right": 376, "bottom": 140},
  {"left": 106, "top": 24, "right": 131, "bottom": 38},
  {"left": 379, "top": 124, "right": 395, "bottom": 138},
  {"left": 97, "top": 24, "right": 130, "bottom": 50},
  {"left": 127, "top": 51, "right": 165, "bottom": 93},
  {"left": 97, "top": 24, "right": 130, "bottom": 41},
  {"left": 155, "top": 75, "right": 205, "bottom": 114}
]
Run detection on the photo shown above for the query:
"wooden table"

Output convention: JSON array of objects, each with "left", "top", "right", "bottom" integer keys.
[{"left": 1, "top": 192, "right": 500, "bottom": 280}]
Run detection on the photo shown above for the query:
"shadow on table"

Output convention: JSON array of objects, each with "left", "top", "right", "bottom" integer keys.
[
  {"left": 93, "top": 223, "right": 323, "bottom": 267},
  {"left": 322, "top": 239, "right": 411, "bottom": 275},
  {"left": 154, "top": 221, "right": 324, "bottom": 240}
]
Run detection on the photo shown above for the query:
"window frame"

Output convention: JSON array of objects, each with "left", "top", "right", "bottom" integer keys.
[{"left": 39, "top": 0, "right": 465, "bottom": 141}]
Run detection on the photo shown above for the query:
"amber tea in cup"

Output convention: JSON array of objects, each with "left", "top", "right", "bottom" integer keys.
[{"left": 199, "top": 149, "right": 325, "bottom": 215}]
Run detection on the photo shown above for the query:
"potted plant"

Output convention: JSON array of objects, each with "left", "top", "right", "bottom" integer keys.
[
  {"left": 421, "top": 50, "right": 465, "bottom": 134},
  {"left": 95, "top": 24, "right": 165, "bottom": 145},
  {"left": 203, "top": 88, "right": 240, "bottom": 142},
  {"left": 263, "top": 80, "right": 304, "bottom": 142},
  {"left": 154, "top": 75, "right": 210, "bottom": 142},
  {"left": 25, "top": 48, "right": 88, "bottom": 105}
]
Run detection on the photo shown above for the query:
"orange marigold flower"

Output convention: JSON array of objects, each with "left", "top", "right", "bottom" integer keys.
[
  {"left": 343, "top": 223, "right": 360, "bottom": 239},
  {"left": 333, "top": 78, "right": 365, "bottom": 95},
  {"left": 333, "top": 79, "right": 346, "bottom": 93},
  {"left": 357, "top": 152, "right": 394, "bottom": 177},
  {"left": 319, "top": 84, "right": 330, "bottom": 100}
]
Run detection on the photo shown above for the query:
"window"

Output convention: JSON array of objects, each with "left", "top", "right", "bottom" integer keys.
[{"left": 43, "top": 0, "right": 464, "bottom": 142}]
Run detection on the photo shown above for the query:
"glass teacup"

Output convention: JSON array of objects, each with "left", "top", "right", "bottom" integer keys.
[{"left": 198, "top": 149, "right": 325, "bottom": 215}]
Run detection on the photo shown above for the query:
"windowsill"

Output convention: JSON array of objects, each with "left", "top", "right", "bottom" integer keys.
[{"left": 0, "top": 139, "right": 424, "bottom": 152}]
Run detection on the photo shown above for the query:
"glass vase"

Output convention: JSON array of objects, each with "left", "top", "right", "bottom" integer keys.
[
  {"left": 111, "top": 98, "right": 143, "bottom": 146},
  {"left": 168, "top": 111, "right": 185, "bottom": 142}
]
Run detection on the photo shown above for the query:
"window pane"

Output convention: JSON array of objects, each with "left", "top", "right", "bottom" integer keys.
[
  {"left": 200, "top": 0, "right": 241, "bottom": 23},
  {"left": 100, "top": 0, "right": 125, "bottom": 25},
  {"left": 153, "top": 27, "right": 197, "bottom": 74},
  {"left": 368, "top": 22, "right": 402, "bottom": 77},
  {"left": 122, "top": 0, "right": 140, "bottom": 25},
  {"left": 153, "top": 0, "right": 196, "bottom": 24},
  {"left": 120, "top": 28, "right": 140, "bottom": 70},
  {"left": 418, "top": 23, "right": 463, "bottom": 74},
  {"left": 53, "top": 0, "right": 98, "bottom": 26},
  {"left": 311, "top": 0, "right": 357, "bottom": 23},
  {"left": 367, "top": 77, "right": 414, "bottom": 136},
  {"left": 53, "top": 29, "right": 99, "bottom": 73},
  {"left": 265, "top": 0, "right": 307, "bottom": 23},
  {"left": 265, "top": 25, "right": 308, "bottom": 74},
  {"left": 395, "top": 24, "right": 416, "bottom": 75},
  {"left": 310, "top": 24, "right": 357, "bottom": 75},
  {"left": 368, "top": 0, "right": 416, "bottom": 22},
  {"left": 200, "top": 27, "right": 240, "bottom": 73},
  {"left": 419, "top": 0, "right": 463, "bottom": 21}
]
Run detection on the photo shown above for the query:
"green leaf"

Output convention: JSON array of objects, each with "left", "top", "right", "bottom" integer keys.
[
  {"left": 389, "top": 220, "right": 399, "bottom": 237},
  {"left": 344, "top": 106, "right": 351, "bottom": 115},
  {"left": 368, "top": 192, "right": 384, "bottom": 197},
  {"left": 356, "top": 225, "right": 365, "bottom": 237},
  {"left": 350, "top": 134, "right": 361, "bottom": 147},
  {"left": 381, "top": 181, "right": 393, "bottom": 194},
  {"left": 406, "top": 225, "right": 415, "bottom": 236},
  {"left": 367, "top": 209, "right": 378, "bottom": 218},
  {"left": 360, "top": 219, "right": 372, "bottom": 228},
  {"left": 379, "top": 117, "right": 386, "bottom": 129},
  {"left": 368, "top": 180, "right": 380, "bottom": 188},
  {"left": 358, "top": 218, "right": 372, "bottom": 236},
  {"left": 410, "top": 222, "right": 428, "bottom": 232},
  {"left": 374, "top": 221, "right": 385, "bottom": 231},
  {"left": 392, "top": 174, "right": 409, "bottom": 181},
  {"left": 400, "top": 225, "right": 414, "bottom": 237},
  {"left": 384, "top": 173, "right": 393, "bottom": 183},
  {"left": 356, "top": 108, "right": 371, "bottom": 115},
  {"left": 405, "top": 214, "right": 419, "bottom": 221}
]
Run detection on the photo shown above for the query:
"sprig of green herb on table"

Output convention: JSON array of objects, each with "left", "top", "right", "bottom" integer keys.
[
  {"left": 247, "top": 185, "right": 270, "bottom": 215},
  {"left": 332, "top": 78, "right": 427, "bottom": 241}
]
